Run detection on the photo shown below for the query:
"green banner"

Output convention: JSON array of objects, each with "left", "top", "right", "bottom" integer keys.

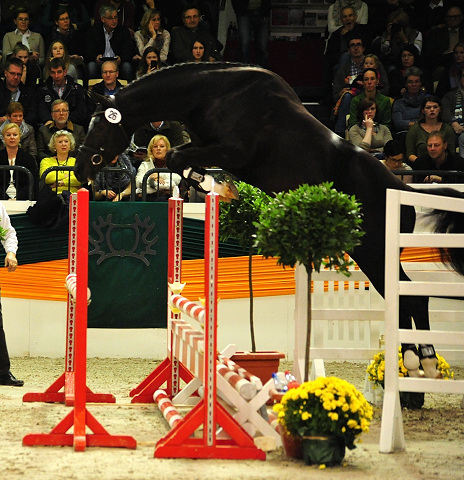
[{"left": 87, "top": 202, "right": 168, "bottom": 329}]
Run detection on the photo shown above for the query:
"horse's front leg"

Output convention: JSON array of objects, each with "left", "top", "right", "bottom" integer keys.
[{"left": 166, "top": 143, "right": 241, "bottom": 201}]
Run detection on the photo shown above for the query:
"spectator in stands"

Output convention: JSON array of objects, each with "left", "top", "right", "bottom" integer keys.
[
  {"left": 381, "top": 139, "right": 413, "bottom": 183},
  {"left": 86, "top": 4, "right": 135, "bottom": 81},
  {"left": 0, "top": 57, "right": 38, "bottom": 127},
  {"left": 42, "top": 0, "right": 91, "bottom": 35},
  {"left": 325, "top": 6, "right": 370, "bottom": 72},
  {"left": 136, "top": 47, "right": 160, "bottom": 79},
  {"left": 39, "top": 130, "right": 81, "bottom": 194},
  {"left": 231, "top": 0, "right": 271, "bottom": 68},
  {"left": 392, "top": 66, "right": 429, "bottom": 143},
  {"left": 368, "top": 0, "right": 414, "bottom": 38},
  {"left": 349, "top": 98, "right": 393, "bottom": 155},
  {"left": 0, "top": 122, "right": 38, "bottom": 200},
  {"left": 0, "top": 102, "right": 37, "bottom": 160},
  {"left": 372, "top": 9, "right": 422, "bottom": 70},
  {"left": 43, "top": 40, "right": 78, "bottom": 82},
  {"left": 93, "top": 152, "right": 134, "bottom": 201},
  {"left": 442, "top": 72, "right": 464, "bottom": 158},
  {"left": 416, "top": 0, "right": 450, "bottom": 35},
  {"left": 191, "top": 40, "right": 207, "bottom": 63},
  {"left": 93, "top": 0, "right": 136, "bottom": 35},
  {"left": 36, "top": 99, "right": 85, "bottom": 162},
  {"left": 130, "top": 120, "right": 187, "bottom": 170},
  {"left": 48, "top": 7, "right": 87, "bottom": 83},
  {"left": 11, "top": 42, "right": 41, "bottom": 90},
  {"left": 422, "top": 6, "right": 464, "bottom": 77},
  {"left": 170, "top": 6, "right": 223, "bottom": 64},
  {"left": 37, "top": 58, "right": 88, "bottom": 127},
  {"left": 2, "top": 8, "right": 45, "bottom": 67},
  {"left": 412, "top": 130, "right": 464, "bottom": 182},
  {"left": 435, "top": 42, "right": 464, "bottom": 98},
  {"left": 134, "top": 9, "right": 170, "bottom": 64},
  {"left": 387, "top": 44, "right": 424, "bottom": 99},
  {"left": 347, "top": 68, "right": 392, "bottom": 129},
  {"left": 327, "top": 0, "right": 368, "bottom": 38},
  {"left": 91, "top": 61, "right": 125, "bottom": 95},
  {"left": 406, "top": 96, "right": 455, "bottom": 163},
  {"left": 135, "top": 134, "right": 182, "bottom": 201}
]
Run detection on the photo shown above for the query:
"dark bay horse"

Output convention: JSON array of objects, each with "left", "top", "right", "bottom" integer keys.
[{"left": 76, "top": 62, "right": 464, "bottom": 377}]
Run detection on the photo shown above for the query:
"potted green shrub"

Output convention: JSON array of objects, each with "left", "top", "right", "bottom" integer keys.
[
  {"left": 219, "top": 182, "right": 284, "bottom": 380},
  {"left": 256, "top": 182, "right": 364, "bottom": 382}
]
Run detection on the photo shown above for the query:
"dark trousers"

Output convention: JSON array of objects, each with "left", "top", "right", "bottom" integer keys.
[{"left": 0, "top": 294, "right": 10, "bottom": 376}]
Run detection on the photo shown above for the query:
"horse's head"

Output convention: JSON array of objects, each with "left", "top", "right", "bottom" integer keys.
[{"left": 75, "top": 91, "right": 131, "bottom": 182}]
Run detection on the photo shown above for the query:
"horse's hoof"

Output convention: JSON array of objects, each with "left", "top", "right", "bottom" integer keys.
[
  {"left": 421, "top": 357, "right": 442, "bottom": 379},
  {"left": 407, "top": 368, "right": 425, "bottom": 378},
  {"left": 403, "top": 349, "right": 420, "bottom": 371},
  {"left": 213, "top": 181, "right": 239, "bottom": 203}
]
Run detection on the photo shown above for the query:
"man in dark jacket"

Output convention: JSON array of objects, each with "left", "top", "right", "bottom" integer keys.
[
  {"left": 36, "top": 58, "right": 88, "bottom": 127},
  {"left": 0, "top": 57, "right": 38, "bottom": 126},
  {"left": 231, "top": 0, "right": 271, "bottom": 67},
  {"left": 85, "top": 3, "right": 135, "bottom": 81}
]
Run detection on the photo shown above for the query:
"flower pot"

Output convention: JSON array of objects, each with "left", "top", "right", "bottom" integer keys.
[
  {"left": 230, "top": 351, "right": 285, "bottom": 385},
  {"left": 280, "top": 429, "right": 303, "bottom": 459},
  {"left": 301, "top": 435, "right": 345, "bottom": 466},
  {"left": 400, "top": 391, "right": 425, "bottom": 409}
]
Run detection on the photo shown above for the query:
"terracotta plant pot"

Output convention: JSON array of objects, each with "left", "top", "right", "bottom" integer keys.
[
  {"left": 280, "top": 429, "right": 303, "bottom": 459},
  {"left": 230, "top": 351, "right": 286, "bottom": 385}
]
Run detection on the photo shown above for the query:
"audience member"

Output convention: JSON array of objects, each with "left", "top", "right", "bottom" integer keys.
[
  {"left": 416, "top": 0, "right": 450, "bottom": 35},
  {"left": 86, "top": 4, "right": 135, "bottom": 81},
  {"left": 37, "top": 58, "right": 88, "bottom": 127},
  {"left": 0, "top": 57, "right": 38, "bottom": 126},
  {"left": 372, "top": 9, "right": 422, "bottom": 70},
  {"left": 0, "top": 122, "right": 38, "bottom": 200},
  {"left": 349, "top": 98, "right": 393, "bottom": 154},
  {"left": 39, "top": 130, "right": 81, "bottom": 194},
  {"left": 43, "top": 40, "right": 78, "bottom": 82},
  {"left": 136, "top": 47, "right": 160, "bottom": 79},
  {"left": 41, "top": 0, "right": 91, "bottom": 35},
  {"left": 327, "top": 0, "right": 368, "bottom": 37},
  {"left": 2, "top": 8, "right": 45, "bottom": 67},
  {"left": 0, "top": 102, "right": 37, "bottom": 160},
  {"left": 93, "top": 0, "right": 136, "bottom": 34},
  {"left": 381, "top": 139, "right": 413, "bottom": 183},
  {"left": 392, "top": 66, "right": 429, "bottom": 142},
  {"left": 130, "top": 120, "right": 186, "bottom": 169},
  {"left": 405, "top": 96, "right": 455, "bottom": 163},
  {"left": 134, "top": 9, "right": 170, "bottom": 64},
  {"left": 36, "top": 99, "right": 85, "bottom": 162},
  {"left": 91, "top": 61, "right": 126, "bottom": 95},
  {"left": 48, "top": 7, "right": 87, "bottom": 82},
  {"left": 442, "top": 72, "right": 464, "bottom": 158},
  {"left": 369, "top": 0, "right": 415, "bottom": 38},
  {"left": 412, "top": 130, "right": 464, "bottom": 182},
  {"left": 170, "top": 6, "right": 223, "bottom": 64},
  {"left": 231, "top": 0, "right": 271, "bottom": 68},
  {"left": 93, "top": 152, "right": 134, "bottom": 201},
  {"left": 422, "top": 6, "right": 464, "bottom": 76},
  {"left": 191, "top": 40, "right": 207, "bottom": 63},
  {"left": 135, "top": 134, "right": 182, "bottom": 201},
  {"left": 347, "top": 68, "right": 392, "bottom": 129},
  {"left": 435, "top": 42, "right": 464, "bottom": 97},
  {"left": 11, "top": 42, "right": 41, "bottom": 90}
]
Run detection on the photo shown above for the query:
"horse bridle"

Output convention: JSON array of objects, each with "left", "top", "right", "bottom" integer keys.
[{"left": 78, "top": 108, "right": 131, "bottom": 171}]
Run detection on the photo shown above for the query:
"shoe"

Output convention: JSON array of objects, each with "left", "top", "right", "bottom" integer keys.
[{"left": 0, "top": 371, "right": 24, "bottom": 387}]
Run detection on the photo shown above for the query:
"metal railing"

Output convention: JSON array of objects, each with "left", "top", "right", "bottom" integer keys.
[
  {"left": 0, "top": 165, "right": 35, "bottom": 200},
  {"left": 93, "top": 166, "right": 136, "bottom": 202},
  {"left": 39, "top": 166, "right": 77, "bottom": 193},
  {"left": 140, "top": 168, "right": 182, "bottom": 201},
  {"left": 392, "top": 170, "right": 464, "bottom": 183}
]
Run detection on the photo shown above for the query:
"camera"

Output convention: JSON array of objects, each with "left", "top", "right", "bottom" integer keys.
[
  {"left": 150, "top": 60, "right": 157, "bottom": 69},
  {"left": 391, "top": 22, "right": 404, "bottom": 35}
]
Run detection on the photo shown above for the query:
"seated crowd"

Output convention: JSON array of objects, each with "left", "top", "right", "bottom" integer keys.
[
  {"left": 326, "top": 1, "right": 464, "bottom": 183},
  {"left": 0, "top": 1, "right": 219, "bottom": 201},
  {"left": 2, "top": 0, "right": 464, "bottom": 203}
]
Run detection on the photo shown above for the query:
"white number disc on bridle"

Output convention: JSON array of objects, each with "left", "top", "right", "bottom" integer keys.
[{"left": 105, "top": 108, "right": 122, "bottom": 124}]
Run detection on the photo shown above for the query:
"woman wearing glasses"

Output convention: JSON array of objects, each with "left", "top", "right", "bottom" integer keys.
[{"left": 2, "top": 8, "right": 45, "bottom": 67}]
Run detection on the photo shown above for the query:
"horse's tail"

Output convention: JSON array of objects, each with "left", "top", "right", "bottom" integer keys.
[{"left": 413, "top": 186, "right": 464, "bottom": 276}]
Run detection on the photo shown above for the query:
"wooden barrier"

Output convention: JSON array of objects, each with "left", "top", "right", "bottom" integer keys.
[{"left": 22, "top": 189, "right": 136, "bottom": 451}]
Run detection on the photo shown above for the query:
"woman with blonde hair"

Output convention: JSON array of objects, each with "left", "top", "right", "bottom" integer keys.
[
  {"left": 0, "top": 122, "right": 38, "bottom": 200},
  {"left": 134, "top": 9, "right": 170, "bottom": 64},
  {"left": 43, "top": 40, "right": 78, "bottom": 81},
  {"left": 136, "top": 134, "right": 181, "bottom": 201},
  {"left": 40, "top": 130, "right": 81, "bottom": 194}
]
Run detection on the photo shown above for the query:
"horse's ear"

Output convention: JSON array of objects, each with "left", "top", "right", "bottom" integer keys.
[{"left": 87, "top": 90, "right": 114, "bottom": 108}]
